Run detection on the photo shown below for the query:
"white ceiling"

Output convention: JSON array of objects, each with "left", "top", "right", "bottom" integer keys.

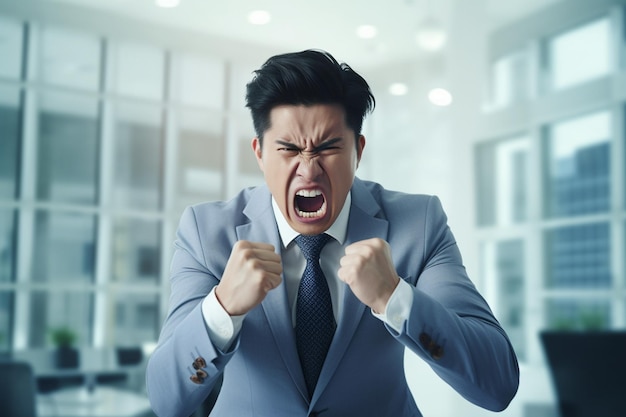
[{"left": 43, "top": 0, "right": 563, "bottom": 69}]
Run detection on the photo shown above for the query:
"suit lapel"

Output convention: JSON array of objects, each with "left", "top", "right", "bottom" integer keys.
[
  {"left": 237, "top": 180, "right": 389, "bottom": 405},
  {"left": 311, "top": 179, "right": 389, "bottom": 405},
  {"left": 237, "top": 186, "right": 309, "bottom": 400}
]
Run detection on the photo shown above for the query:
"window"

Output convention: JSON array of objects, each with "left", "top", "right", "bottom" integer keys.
[
  {"left": 112, "top": 102, "right": 163, "bottom": 210},
  {"left": 0, "top": 8, "right": 249, "bottom": 358},
  {"left": 39, "top": 26, "right": 101, "bottom": 91},
  {"left": 0, "top": 211, "right": 16, "bottom": 284},
  {"left": 482, "top": 239, "right": 526, "bottom": 360},
  {"left": 476, "top": 135, "right": 529, "bottom": 226},
  {"left": 546, "top": 17, "right": 612, "bottom": 91},
  {"left": 0, "top": 291, "right": 12, "bottom": 351},
  {"left": 175, "top": 109, "right": 224, "bottom": 210},
  {"left": 545, "top": 223, "right": 611, "bottom": 289},
  {"left": 488, "top": 50, "right": 531, "bottom": 110},
  {"left": 32, "top": 211, "right": 97, "bottom": 283},
  {"left": 170, "top": 52, "right": 225, "bottom": 108},
  {"left": 36, "top": 92, "right": 100, "bottom": 205},
  {"left": 29, "top": 291, "right": 94, "bottom": 348},
  {"left": 546, "top": 299, "right": 611, "bottom": 330},
  {"left": 110, "top": 293, "right": 160, "bottom": 345},
  {"left": 0, "top": 16, "right": 23, "bottom": 80},
  {"left": 112, "top": 218, "right": 161, "bottom": 283},
  {"left": 544, "top": 111, "right": 611, "bottom": 218},
  {"left": 479, "top": 5, "right": 625, "bottom": 366},
  {"left": 0, "top": 85, "right": 21, "bottom": 199},
  {"left": 112, "top": 42, "right": 165, "bottom": 100}
]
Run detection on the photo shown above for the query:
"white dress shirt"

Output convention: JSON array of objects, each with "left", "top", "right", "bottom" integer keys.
[{"left": 202, "top": 192, "right": 414, "bottom": 351}]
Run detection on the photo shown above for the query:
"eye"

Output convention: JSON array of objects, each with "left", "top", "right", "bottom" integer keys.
[
  {"left": 314, "top": 138, "right": 343, "bottom": 154},
  {"left": 278, "top": 146, "right": 299, "bottom": 153}
]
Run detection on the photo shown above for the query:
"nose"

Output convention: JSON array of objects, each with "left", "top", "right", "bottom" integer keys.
[{"left": 296, "top": 153, "right": 323, "bottom": 180}]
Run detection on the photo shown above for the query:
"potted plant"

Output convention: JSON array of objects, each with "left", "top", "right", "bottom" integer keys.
[{"left": 50, "top": 326, "right": 80, "bottom": 368}]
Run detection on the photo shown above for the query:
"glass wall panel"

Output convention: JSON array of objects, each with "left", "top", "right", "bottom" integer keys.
[
  {"left": 112, "top": 218, "right": 160, "bottom": 283},
  {"left": 171, "top": 53, "right": 225, "bottom": 108},
  {"left": 110, "top": 293, "right": 159, "bottom": 346},
  {"left": 546, "top": 299, "right": 611, "bottom": 330},
  {"left": 0, "top": 210, "right": 16, "bottom": 283},
  {"left": 496, "top": 239, "right": 526, "bottom": 360},
  {"left": 29, "top": 291, "right": 93, "bottom": 348},
  {"left": 112, "top": 102, "right": 163, "bottom": 210},
  {"left": 230, "top": 62, "right": 257, "bottom": 111},
  {"left": 0, "top": 291, "right": 12, "bottom": 351},
  {"left": 0, "top": 85, "right": 21, "bottom": 199},
  {"left": 476, "top": 136, "right": 529, "bottom": 226},
  {"left": 547, "top": 18, "right": 611, "bottom": 91},
  {"left": 176, "top": 109, "right": 224, "bottom": 208},
  {"left": 545, "top": 222, "right": 611, "bottom": 289},
  {"left": 36, "top": 92, "right": 100, "bottom": 205},
  {"left": 39, "top": 26, "right": 101, "bottom": 91},
  {"left": 475, "top": 143, "right": 495, "bottom": 226},
  {"left": 113, "top": 42, "right": 164, "bottom": 100},
  {"left": 544, "top": 111, "right": 610, "bottom": 217},
  {"left": 32, "top": 211, "right": 97, "bottom": 283},
  {"left": 481, "top": 239, "right": 527, "bottom": 360},
  {"left": 0, "top": 16, "right": 23, "bottom": 79},
  {"left": 237, "top": 136, "right": 264, "bottom": 190},
  {"left": 489, "top": 50, "right": 530, "bottom": 109}
]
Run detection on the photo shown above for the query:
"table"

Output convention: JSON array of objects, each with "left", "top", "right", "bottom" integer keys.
[{"left": 37, "top": 386, "right": 153, "bottom": 417}]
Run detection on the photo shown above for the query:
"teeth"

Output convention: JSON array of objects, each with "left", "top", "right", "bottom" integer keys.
[
  {"left": 297, "top": 202, "right": 326, "bottom": 218},
  {"left": 296, "top": 189, "right": 322, "bottom": 197}
]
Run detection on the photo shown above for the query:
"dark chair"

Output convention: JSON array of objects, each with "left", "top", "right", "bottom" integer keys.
[
  {"left": 541, "top": 331, "right": 626, "bottom": 417},
  {"left": 112, "top": 346, "right": 145, "bottom": 392},
  {"left": 0, "top": 361, "right": 38, "bottom": 417},
  {"left": 116, "top": 346, "right": 143, "bottom": 366}
]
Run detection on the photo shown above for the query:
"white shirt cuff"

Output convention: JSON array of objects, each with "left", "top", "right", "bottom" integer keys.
[
  {"left": 371, "top": 279, "right": 413, "bottom": 333},
  {"left": 202, "top": 287, "right": 245, "bottom": 352}
]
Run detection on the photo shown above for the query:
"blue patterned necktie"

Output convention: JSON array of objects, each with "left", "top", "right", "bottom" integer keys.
[{"left": 295, "top": 233, "right": 335, "bottom": 398}]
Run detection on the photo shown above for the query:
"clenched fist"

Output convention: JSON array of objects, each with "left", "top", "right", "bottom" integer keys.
[
  {"left": 338, "top": 238, "right": 400, "bottom": 314},
  {"left": 215, "top": 241, "right": 283, "bottom": 316}
]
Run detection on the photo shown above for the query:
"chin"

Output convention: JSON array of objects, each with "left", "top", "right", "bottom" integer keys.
[{"left": 292, "top": 221, "right": 329, "bottom": 236}]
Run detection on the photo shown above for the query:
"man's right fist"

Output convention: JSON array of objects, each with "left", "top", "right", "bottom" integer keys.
[{"left": 215, "top": 241, "right": 283, "bottom": 316}]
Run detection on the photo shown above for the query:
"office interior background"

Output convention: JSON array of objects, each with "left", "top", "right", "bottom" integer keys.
[{"left": 0, "top": 0, "right": 624, "bottom": 416}]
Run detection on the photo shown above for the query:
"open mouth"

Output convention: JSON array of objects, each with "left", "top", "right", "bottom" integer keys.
[{"left": 295, "top": 189, "right": 326, "bottom": 218}]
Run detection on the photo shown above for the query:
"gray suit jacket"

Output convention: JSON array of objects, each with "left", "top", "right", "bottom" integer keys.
[{"left": 146, "top": 178, "right": 519, "bottom": 417}]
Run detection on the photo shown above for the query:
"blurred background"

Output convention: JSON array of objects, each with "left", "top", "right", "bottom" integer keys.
[{"left": 0, "top": 0, "right": 624, "bottom": 416}]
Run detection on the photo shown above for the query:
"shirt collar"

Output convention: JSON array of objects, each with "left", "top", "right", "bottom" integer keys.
[{"left": 272, "top": 192, "right": 351, "bottom": 248}]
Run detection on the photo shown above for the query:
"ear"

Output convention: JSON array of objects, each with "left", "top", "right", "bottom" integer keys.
[
  {"left": 251, "top": 137, "right": 264, "bottom": 171},
  {"left": 356, "top": 135, "right": 366, "bottom": 168}
]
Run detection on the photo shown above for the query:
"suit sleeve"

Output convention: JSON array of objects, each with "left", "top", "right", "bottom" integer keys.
[
  {"left": 145, "top": 206, "right": 237, "bottom": 417},
  {"left": 393, "top": 196, "right": 520, "bottom": 411}
]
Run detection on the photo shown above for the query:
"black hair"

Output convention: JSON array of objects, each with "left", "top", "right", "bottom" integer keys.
[{"left": 245, "top": 49, "right": 375, "bottom": 143}]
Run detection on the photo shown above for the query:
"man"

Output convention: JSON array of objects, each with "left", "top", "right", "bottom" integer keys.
[{"left": 146, "top": 49, "right": 519, "bottom": 417}]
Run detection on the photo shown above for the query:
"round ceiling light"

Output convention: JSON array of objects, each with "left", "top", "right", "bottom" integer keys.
[
  {"left": 428, "top": 88, "right": 453, "bottom": 106},
  {"left": 248, "top": 10, "right": 271, "bottom": 25},
  {"left": 155, "top": 0, "right": 180, "bottom": 8},
  {"left": 389, "top": 83, "right": 408, "bottom": 96},
  {"left": 356, "top": 25, "right": 378, "bottom": 39},
  {"left": 415, "top": 18, "right": 447, "bottom": 51}
]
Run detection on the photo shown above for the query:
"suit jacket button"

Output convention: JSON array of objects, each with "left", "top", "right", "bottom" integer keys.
[
  {"left": 190, "top": 373, "right": 204, "bottom": 384},
  {"left": 419, "top": 332, "right": 431, "bottom": 348},
  {"left": 193, "top": 356, "right": 207, "bottom": 370}
]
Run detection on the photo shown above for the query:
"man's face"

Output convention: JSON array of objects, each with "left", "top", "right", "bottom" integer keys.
[{"left": 252, "top": 104, "right": 365, "bottom": 236}]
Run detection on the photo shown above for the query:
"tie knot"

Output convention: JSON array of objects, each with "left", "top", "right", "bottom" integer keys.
[{"left": 295, "top": 233, "right": 331, "bottom": 261}]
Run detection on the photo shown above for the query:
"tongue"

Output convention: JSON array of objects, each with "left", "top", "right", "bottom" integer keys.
[{"left": 296, "top": 195, "right": 324, "bottom": 212}]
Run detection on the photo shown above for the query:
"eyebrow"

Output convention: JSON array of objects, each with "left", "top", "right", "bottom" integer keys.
[{"left": 275, "top": 137, "right": 343, "bottom": 152}]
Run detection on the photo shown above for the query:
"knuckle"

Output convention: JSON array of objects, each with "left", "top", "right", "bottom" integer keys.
[{"left": 233, "top": 240, "right": 249, "bottom": 250}]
